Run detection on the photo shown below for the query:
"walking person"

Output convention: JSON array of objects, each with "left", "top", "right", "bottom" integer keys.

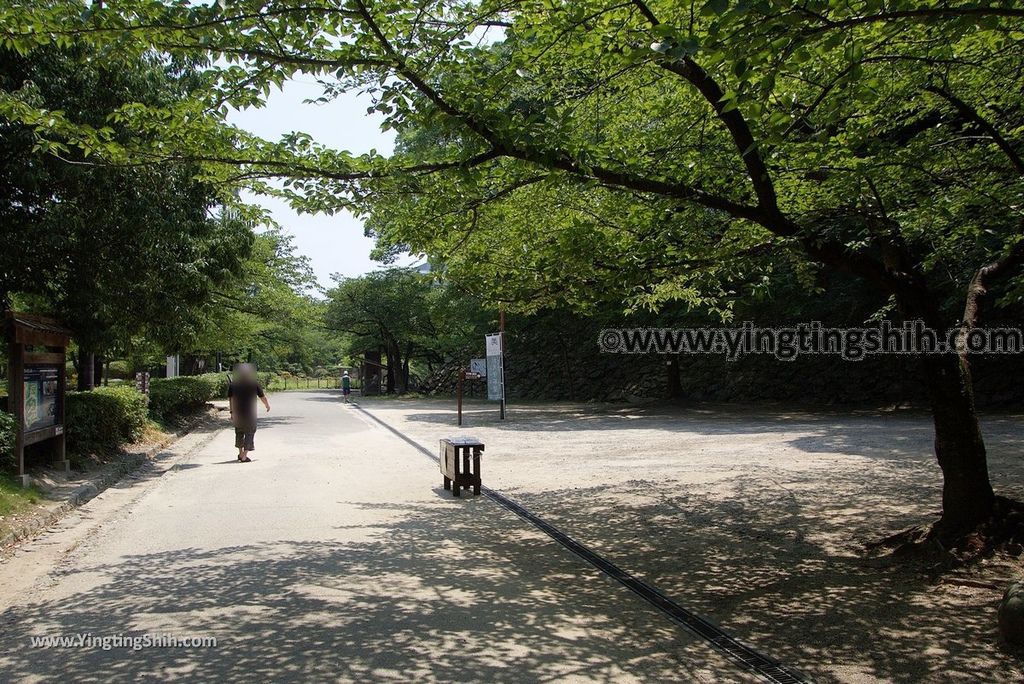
[
  {"left": 228, "top": 363, "right": 270, "bottom": 462},
  {"left": 341, "top": 371, "right": 352, "bottom": 403}
]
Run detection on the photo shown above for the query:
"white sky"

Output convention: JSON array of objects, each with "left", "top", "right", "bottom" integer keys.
[{"left": 227, "top": 80, "right": 417, "bottom": 288}]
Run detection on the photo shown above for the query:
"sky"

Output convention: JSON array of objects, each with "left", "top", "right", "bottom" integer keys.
[{"left": 226, "top": 80, "right": 418, "bottom": 288}]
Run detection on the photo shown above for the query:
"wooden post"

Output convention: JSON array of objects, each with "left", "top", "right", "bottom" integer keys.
[{"left": 9, "top": 340, "right": 25, "bottom": 484}]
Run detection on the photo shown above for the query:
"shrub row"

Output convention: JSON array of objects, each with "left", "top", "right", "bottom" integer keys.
[
  {"left": 3, "top": 370, "right": 319, "bottom": 472},
  {"left": 148, "top": 374, "right": 228, "bottom": 422},
  {"left": 0, "top": 410, "right": 17, "bottom": 473},
  {"left": 65, "top": 386, "right": 148, "bottom": 457},
  {"left": 2, "top": 374, "right": 237, "bottom": 473}
]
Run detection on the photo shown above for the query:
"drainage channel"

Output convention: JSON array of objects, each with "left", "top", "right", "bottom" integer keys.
[{"left": 353, "top": 403, "right": 810, "bottom": 684}]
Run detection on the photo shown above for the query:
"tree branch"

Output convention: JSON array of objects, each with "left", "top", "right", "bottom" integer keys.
[
  {"left": 925, "top": 84, "right": 1024, "bottom": 175},
  {"left": 803, "top": 6, "right": 1024, "bottom": 33},
  {"left": 351, "top": 0, "right": 763, "bottom": 221},
  {"left": 631, "top": 0, "right": 783, "bottom": 224},
  {"left": 962, "top": 235, "right": 1024, "bottom": 329}
]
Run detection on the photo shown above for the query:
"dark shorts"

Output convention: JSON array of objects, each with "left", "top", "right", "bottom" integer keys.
[
  {"left": 342, "top": 388, "right": 351, "bottom": 396},
  {"left": 234, "top": 418, "right": 256, "bottom": 451}
]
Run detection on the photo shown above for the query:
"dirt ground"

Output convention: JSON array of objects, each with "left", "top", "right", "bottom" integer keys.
[{"left": 360, "top": 397, "right": 1024, "bottom": 683}]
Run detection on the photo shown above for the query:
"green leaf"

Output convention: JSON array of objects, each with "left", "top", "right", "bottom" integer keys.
[{"left": 701, "top": 0, "right": 729, "bottom": 16}]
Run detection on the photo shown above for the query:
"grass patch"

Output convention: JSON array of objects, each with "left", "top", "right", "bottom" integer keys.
[
  {"left": 358, "top": 392, "right": 428, "bottom": 401},
  {"left": 142, "top": 420, "right": 171, "bottom": 443},
  {"left": 0, "top": 473, "right": 42, "bottom": 518}
]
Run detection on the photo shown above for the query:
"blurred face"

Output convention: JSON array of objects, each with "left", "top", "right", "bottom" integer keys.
[{"left": 235, "top": 364, "right": 255, "bottom": 381}]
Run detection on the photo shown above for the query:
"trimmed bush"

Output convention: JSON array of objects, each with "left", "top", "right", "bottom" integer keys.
[
  {"left": 148, "top": 375, "right": 220, "bottom": 421},
  {"left": 0, "top": 410, "right": 17, "bottom": 473},
  {"left": 195, "top": 372, "right": 231, "bottom": 399},
  {"left": 65, "top": 386, "right": 148, "bottom": 457}
]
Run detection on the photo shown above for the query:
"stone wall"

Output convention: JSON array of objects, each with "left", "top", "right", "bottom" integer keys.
[{"left": 428, "top": 319, "right": 1023, "bottom": 408}]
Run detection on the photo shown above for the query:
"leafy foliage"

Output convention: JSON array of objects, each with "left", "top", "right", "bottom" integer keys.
[
  {"left": 192, "top": 226, "right": 344, "bottom": 372},
  {"left": 325, "top": 268, "right": 497, "bottom": 392},
  {"left": 0, "top": 44, "right": 254, "bottom": 360},
  {"left": 325, "top": 268, "right": 433, "bottom": 392},
  {"left": 4, "top": 1, "right": 1018, "bottom": 318},
  {"left": 65, "top": 386, "right": 148, "bottom": 457},
  {"left": 148, "top": 375, "right": 221, "bottom": 422},
  {"left": 0, "top": 410, "right": 16, "bottom": 473},
  {"left": 3, "top": 0, "right": 1023, "bottom": 525}
]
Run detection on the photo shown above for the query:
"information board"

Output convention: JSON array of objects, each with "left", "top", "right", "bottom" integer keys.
[
  {"left": 23, "top": 366, "right": 59, "bottom": 432},
  {"left": 470, "top": 358, "right": 486, "bottom": 377},
  {"left": 485, "top": 333, "right": 503, "bottom": 401}
]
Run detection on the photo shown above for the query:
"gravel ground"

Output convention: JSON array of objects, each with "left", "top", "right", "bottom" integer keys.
[{"left": 360, "top": 397, "right": 1024, "bottom": 683}]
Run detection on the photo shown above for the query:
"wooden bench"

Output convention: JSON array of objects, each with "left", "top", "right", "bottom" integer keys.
[{"left": 440, "top": 437, "right": 483, "bottom": 497}]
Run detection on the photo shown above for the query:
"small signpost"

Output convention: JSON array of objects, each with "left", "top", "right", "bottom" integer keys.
[
  {"left": 456, "top": 368, "right": 483, "bottom": 426},
  {"left": 5, "top": 312, "right": 71, "bottom": 486},
  {"left": 134, "top": 371, "right": 151, "bottom": 395}
]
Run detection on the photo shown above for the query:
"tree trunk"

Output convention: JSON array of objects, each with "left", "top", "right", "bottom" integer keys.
[
  {"left": 920, "top": 351, "right": 995, "bottom": 532},
  {"left": 77, "top": 350, "right": 95, "bottom": 391},
  {"left": 921, "top": 350, "right": 991, "bottom": 532},
  {"left": 666, "top": 358, "right": 683, "bottom": 399},
  {"left": 93, "top": 355, "right": 105, "bottom": 387},
  {"left": 890, "top": 269, "right": 998, "bottom": 534},
  {"left": 384, "top": 345, "right": 397, "bottom": 394},
  {"left": 401, "top": 342, "right": 413, "bottom": 393}
]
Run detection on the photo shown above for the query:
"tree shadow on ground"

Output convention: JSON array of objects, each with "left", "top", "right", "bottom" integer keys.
[
  {"left": 365, "top": 400, "right": 1024, "bottom": 681},
  {"left": 510, "top": 474, "right": 1024, "bottom": 683},
  {"left": 0, "top": 500, "right": 750, "bottom": 683},
  {"left": 395, "top": 400, "right": 1021, "bottom": 441}
]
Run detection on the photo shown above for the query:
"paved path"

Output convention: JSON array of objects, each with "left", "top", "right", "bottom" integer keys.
[{"left": 0, "top": 391, "right": 750, "bottom": 683}]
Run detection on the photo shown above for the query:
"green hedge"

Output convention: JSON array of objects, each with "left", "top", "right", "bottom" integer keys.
[
  {"left": 65, "top": 386, "right": 148, "bottom": 457},
  {"left": 0, "top": 410, "right": 16, "bottom": 473},
  {"left": 148, "top": 376, "right": 218, "bottom": 422},
  {"left": 196, "top": 373, "right": 231, "bottom": 399}
]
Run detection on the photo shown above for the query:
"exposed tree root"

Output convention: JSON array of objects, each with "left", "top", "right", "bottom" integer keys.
[{"left": 866, "top": 496, "right": 1024, "bottom": 573}]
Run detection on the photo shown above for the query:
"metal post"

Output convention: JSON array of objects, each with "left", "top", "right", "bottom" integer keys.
[
  {"left": 499, "top": 308, "right": 506, "bottom": 420},
  {"left": 457, "top": 368, "right": 465, "bottom": 426}
]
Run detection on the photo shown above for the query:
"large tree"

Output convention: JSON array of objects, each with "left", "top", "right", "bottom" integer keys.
[
  {"left": 189, "top": 225, "right": 343, "bottom": 373},
  {"left": 0, "top": 44, "right": 254, "bottom": 388},
  {"left": 3, "top": 1, "right": 1023, "bottom": 533},
  {"left": 325, "top": 268, "right": 434, "bottom": 393}
]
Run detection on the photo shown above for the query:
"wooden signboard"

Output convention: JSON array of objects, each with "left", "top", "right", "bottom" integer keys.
[{"left": 5, "top": 312, "right": 72, "bottom": 486}]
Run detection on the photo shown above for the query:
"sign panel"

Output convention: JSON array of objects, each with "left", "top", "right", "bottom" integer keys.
[
  {"left": 485, "top": 334, "right": 502, "bottom": 357},
  {"left": 470, "top": 358, "right": 487, "bottom": 377},
  {"left": 23, "top": 366, "right": 59, "bottom": 432},
  {"left": 485, "top": 334, "right": 503, "bottom": 401}
]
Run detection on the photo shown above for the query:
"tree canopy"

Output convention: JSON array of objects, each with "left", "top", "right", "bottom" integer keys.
[
  {"left": 2, "top": 0, "right": 1023, "bottom": 529},
  {"left": 0, "top": 44, "right": 253, "bottom": 366}
]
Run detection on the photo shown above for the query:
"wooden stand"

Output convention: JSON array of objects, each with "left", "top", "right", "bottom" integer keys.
[{"left": 440, "top": 437, "right": 483, "bottom": 497}]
